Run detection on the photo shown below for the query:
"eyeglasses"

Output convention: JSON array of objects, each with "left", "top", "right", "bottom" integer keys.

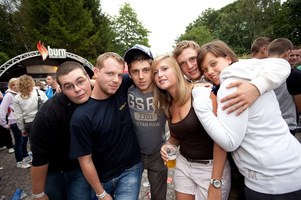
[
  {"left": 179, "top": 57, "right": 197, "bottom": 68},
  {"left": 63, "top": 78, "right": 88, "bottom": 91}
]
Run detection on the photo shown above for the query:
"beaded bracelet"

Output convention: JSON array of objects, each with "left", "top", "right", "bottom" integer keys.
[
  {"left": 32, "top": 191, "right": 45, "bottom": 199},
  {"left": 96, "top": 191, "right": 107, "bottom": 199}
]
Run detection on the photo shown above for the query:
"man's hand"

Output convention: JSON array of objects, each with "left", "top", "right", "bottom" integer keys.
[
  {"left": 208, "top": 184, "right": 222, "bottom": 200},
  {"left": 220, "top": 81, "right": 260, "bottom": 116}
]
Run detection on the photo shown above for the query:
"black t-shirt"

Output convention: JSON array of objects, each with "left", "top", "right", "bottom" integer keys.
[
  {"left": 70, "top": 75, "right": 140, "bottom": 182},
  {"left": 286, "top": 68, "right": 301, "bottom": 95}
]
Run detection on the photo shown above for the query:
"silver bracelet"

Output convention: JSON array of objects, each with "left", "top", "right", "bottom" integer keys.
[
  {"left": 96, "top": 191, "right": 107, "bottom": 199},
  {"left": 32, "top": 191, "right": 45, "bottom": 199}
]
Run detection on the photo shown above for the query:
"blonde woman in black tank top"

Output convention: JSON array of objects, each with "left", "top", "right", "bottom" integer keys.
[{"left": 151, "top": 54, "right": 231, "bottom": 200}]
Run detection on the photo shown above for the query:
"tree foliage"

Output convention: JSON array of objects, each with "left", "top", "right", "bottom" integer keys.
[
  {"left": 175, "top": 0, "right": 299, "bottom": 56},
  {"left": 175, "top": 26, "right": 213, "bottom": 46},
  {"left": 19, "top": 0, "right": 102, "bottom": 63},
  {"left": 112, "top": 2, "right": 150, "bottom": 56}
]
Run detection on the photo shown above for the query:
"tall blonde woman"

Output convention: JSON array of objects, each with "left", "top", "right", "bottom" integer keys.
[
  {"left": 152, "top": 54, "right": 231, "bottom": 200},
  {"left": 14, "top": 75, "right": 47, "bottom": 138}
]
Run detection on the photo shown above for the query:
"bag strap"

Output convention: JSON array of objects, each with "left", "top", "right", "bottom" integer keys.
[{"left": 36, "top": 89, "right": 40, "bottom": 97}]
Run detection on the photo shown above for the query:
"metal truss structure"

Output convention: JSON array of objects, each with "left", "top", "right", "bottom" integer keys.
[{"left": 0, "top": 51, "right": 94, "bottom": 78}]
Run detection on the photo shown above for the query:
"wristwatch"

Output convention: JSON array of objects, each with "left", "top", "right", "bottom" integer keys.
[{"left": 210, "top": 179, "right": 222, "bottom": 188}]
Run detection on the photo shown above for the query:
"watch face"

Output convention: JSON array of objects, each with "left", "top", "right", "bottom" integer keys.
[{"left": 213, "top": 180, "right": 222, "bottom": 188}]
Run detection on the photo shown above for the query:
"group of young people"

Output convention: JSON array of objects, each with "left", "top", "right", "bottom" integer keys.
[{"left": 28, "top": 38, "right": 301, "bottom": 200}]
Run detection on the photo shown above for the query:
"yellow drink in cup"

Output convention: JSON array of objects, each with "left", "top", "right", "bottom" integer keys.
[
  {"left": 165, "top": 144, "right": 178, "bottom": 168},
  {"left": 166, "top": 154, "right": 177, "bottom": 168}
]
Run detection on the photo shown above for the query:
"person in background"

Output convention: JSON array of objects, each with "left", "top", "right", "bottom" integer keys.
[
  {"left": 14, "top": 75, "right": 47, "bottom": 139},
  {"left": 295, "top": 47, "right": 301, "bottom": 70},
  {"left": 250, "top": 37, "right": 272, "bottom": 59},
  {"left": 69, "top": 52, "right": 141, "bottom": 200},
  {"left": 193, "top": 40, "right": 301, "bottom": 200},
  {"left": 0, "top": 78, "right": 18, "bottom": 156},
  {"left": 269, "top": 38, "right": 301, "bottom": 135},
  {"left": 152, "top": 54, "right": 231, "bottom": 200},
  {"left": 45, "top": 73, "right": 59, "bottom": 98},
  {"left": 31, "top": 61, "right": 93, "bottom": 200},
  {"left": 124, "top": 44, "right": 168, "bottom": 200},
  {"left": 288, "top": 46, "right": 300, "bottom": 67}
]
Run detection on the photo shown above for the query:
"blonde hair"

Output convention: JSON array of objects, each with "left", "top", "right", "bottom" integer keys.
[
  {"left": 96, "top": 52, "right": 125, "bottom": 69},
  {"left": 18, "top": 75, "right": 35, "bottom": 98},
  {"left": 151, "top": 54, "right": 191, "bottom": 119},
  {"left": 8, "top": 78, "right": 18, "bottom": 91},
  {"left": 173, "top": 40, "right": 200, "bottom": 59}
]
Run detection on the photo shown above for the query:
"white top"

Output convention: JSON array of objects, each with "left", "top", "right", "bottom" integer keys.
[
  {"left": 192, "top": 58, "right": 301, "bottom": 194},
  {"left": 14, "top": 88, "right": 48, "bottom": 132}
]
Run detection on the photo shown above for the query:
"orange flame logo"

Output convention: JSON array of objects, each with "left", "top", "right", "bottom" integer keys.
[{"left": 37, "top": 41, "right": 48, "bottom": 61}]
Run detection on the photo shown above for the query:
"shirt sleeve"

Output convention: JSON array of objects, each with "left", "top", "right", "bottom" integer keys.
[
  {"left": 13, "top": 97, "right": 25, "bottom": 132},
  {"left": 250, "top": 58, "right": 291, "bottom": 95},
  {"left": 0, "top": 94, "right": 12, "bottom": 128},
  {"left": 69, "top": 109, "right": 93, "bottom": 159},
  {"left": 30, "top": 111, "right": 55, "bottom": 166},
  {"left": 286, "top": 68, "right": 301, "bottom": 95},
  {"left": 192, "top": 83, "right": 248, "bottom": 151}
]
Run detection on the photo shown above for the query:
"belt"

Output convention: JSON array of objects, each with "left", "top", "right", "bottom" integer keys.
[{"left": 186, "top": 158, "right": 213, "bottom": 164}]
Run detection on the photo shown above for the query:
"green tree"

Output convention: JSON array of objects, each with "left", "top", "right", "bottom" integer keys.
[
  {"left": 83, "top": 0, "right": 116, "bottom": 55},
  {"left": 175, "top": 26, "right": 213, "bottom": 46},
  {"left": 0, "top": 0, "right": 29, "bottom": 59},
  {"left": 218, "top": 0, "right": 281, "bottom": 54},
  {"left": 112, "top": 2, "right": 150, "bottom": 56},
  {"left": 275, "top": 0, "right": 301, "bottom": 45},
  {"left": 19, "top": 0, "right": 112, "bottom": 63}
]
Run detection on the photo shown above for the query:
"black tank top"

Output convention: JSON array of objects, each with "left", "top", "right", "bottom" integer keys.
[{"left": 170, "top": 100, "right": 213, "bottom": 160}]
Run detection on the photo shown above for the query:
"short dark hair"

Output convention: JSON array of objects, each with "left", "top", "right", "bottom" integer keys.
[
  {"left": 47, "top": 73, "right": 56, "bottom": 80},
  {"left": 127, "top": 52, "right": 153, "bottom": 70},
  {"left": 268, "top": 38, "right": 293, "bottom": 57},
  {"left": 56, "top": 61, "right": 87, "bottom": 86}
]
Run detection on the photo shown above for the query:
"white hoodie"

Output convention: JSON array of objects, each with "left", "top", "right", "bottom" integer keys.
[
  {"left": 192, "top": 58, "right": 301, "bottom": 194},
  {"left": 14, "top": 88, "right": 48, "bottom": 132}
]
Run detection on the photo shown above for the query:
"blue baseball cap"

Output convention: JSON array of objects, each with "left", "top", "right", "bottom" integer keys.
[{"left": 124, "top": 44, "right": 153, "bottom": 63}]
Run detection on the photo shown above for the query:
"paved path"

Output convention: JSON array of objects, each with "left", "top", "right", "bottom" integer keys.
[
  {"left": 1, "top": 131, "right": 301, "bottom": 200},
  {"left": 0, "top": 146, "right": 175, "bottom": 200}
]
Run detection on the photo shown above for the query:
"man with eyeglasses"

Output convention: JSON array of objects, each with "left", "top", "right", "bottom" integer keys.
[
  {"left": 69, "top": 52, "right": 141, "bottom": 200},
  {"left": 30, "top": 61, "right": 93, "bottom": 200}
]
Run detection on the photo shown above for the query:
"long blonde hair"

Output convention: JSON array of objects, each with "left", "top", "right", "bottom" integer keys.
[
  {"left": 151, "top": 54, "right": 191, "bottom": 119},
  {"left": 18, "top": 75, "right": 35, "bottom": 98}
]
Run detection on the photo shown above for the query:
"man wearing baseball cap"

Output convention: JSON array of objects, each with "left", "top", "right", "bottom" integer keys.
[{"left": 125, "top": 44, "right": 168, "bottom": 200}]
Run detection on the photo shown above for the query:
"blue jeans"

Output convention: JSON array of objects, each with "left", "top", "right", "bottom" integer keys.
[
  {"left": 93, "top": 161, "right": 142, "bottom": 200},
  {"left": 10, "top": 123, "right": 28, "bottom": 162},
  {"left": 45, "top": 168, "right": 93, "bottom": 200}
]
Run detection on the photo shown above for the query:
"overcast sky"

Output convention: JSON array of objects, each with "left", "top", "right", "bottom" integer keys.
[{"left": 100, "top": 0, "right": 237, "bottom": 56}]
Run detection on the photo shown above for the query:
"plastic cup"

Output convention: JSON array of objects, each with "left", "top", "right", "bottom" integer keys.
[{"left": 165, "top": 144, "right": 178, "bottom": 168}]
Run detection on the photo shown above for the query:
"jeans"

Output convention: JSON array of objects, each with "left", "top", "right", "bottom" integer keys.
[
  {"left": 141, "top": 151, "right": 167, "bottom": 200},
  {"left": 0, "top": 125, "right": 13, "bottom": 149},
  {"left": 94, "top": 161, "right": 142, "bottom": 200},
  {"left": 10, "top": 123, "right": 28, "bottom": 162},
  {"left": 45, "top": 168, "right": 93, "bottom": 200}
]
